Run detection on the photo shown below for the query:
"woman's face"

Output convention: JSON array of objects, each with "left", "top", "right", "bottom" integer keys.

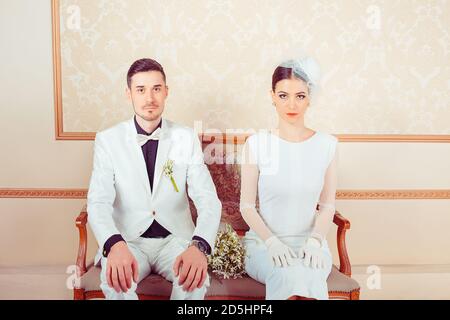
[{"left": 271, "top": 77, "right": 310, "bottom": 125}]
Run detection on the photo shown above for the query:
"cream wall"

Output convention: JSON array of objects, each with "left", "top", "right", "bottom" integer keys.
[
  {"left": 0, "top": 0, "right": 449, "bottom": 270},
  {"left": 0, "top": 0, "right": 95, "bottom": 267}
]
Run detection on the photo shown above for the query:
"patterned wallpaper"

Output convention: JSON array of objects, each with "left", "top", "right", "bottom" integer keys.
[{"left": 58, "top": 0, "right": 450, "bottom": 134}]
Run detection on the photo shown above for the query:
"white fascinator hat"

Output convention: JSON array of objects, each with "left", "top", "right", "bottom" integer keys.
[{"left": 278, "top": 56, "right": 321, "bottom": 97}]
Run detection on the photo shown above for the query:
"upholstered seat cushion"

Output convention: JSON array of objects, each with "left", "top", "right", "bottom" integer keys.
[{"left": 79, "top": 265, "right": 359, "bottom": 298}]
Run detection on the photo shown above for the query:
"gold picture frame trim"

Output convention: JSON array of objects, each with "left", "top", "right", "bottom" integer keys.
[
  {"left": 52, "top": 0, "right": 95, "bottom": 141},
  {"left": 51, "top": 0, "right": 450, "bottom": 142}
]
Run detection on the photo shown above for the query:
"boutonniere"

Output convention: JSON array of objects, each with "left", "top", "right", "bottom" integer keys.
[{"left": 163, "top": 159, "right": 179, "bottom": 192}]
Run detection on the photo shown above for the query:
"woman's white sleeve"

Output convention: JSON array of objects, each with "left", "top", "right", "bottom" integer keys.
[
  {"left": 239, "top": 138, "right": 273, "bottom": 241},
  {"left": 310, "top": 144, "right": 338, "bottom": 242}
]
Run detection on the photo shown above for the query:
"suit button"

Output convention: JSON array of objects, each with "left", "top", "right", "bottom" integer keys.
[{"left": 152, "top": 211, "right": 156, "bottom": 216}]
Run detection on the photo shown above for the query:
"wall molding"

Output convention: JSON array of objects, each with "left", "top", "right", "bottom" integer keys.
[
  {"left": 336, "top": 189, "right": 450, "bottom": 200},
  {"left": 0, "top": 188, "right": 87, "bottom": 199},
  {"left": 1, "top": 188, "right": 449, "bottom": 200}
]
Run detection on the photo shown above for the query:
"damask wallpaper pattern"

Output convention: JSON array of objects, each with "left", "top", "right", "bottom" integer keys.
[{"left": 57, "top": 0, "right": 450, "bottom": 136}]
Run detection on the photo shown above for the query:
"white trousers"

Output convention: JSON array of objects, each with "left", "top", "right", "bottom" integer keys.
[
  {"left": 243, "top": 235, "right": 332, "bottom": 300},
  {"left": 100, "top": 235, "right": 209, "bottom": 300}
]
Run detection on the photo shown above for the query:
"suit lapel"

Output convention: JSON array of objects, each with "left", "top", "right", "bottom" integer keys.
[
  {"left": 126, "top": 118, "right": 152, "bottom": 196},
  {"left": 152, "top": 118, "right": 172, "bottom": 199}
]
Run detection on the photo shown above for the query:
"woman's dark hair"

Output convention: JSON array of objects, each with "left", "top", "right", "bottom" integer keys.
[
  {"left": 127, "top": 58, "right": 166, "bottom": 88},
  {"left": 272, "top": 66, "right": 294, "bottom": 91},
  {"left": 272, "top": 66, "right": 310, "bottom": 91}
]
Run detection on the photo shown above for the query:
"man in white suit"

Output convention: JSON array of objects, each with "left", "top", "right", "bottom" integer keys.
[{"left": 87, "top": 58, "right": 222, "bottom": 300}]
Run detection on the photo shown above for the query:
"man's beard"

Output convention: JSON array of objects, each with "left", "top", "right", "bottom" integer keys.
[{"left": 135, "top": 104, "right": 162, "bottom": 122}]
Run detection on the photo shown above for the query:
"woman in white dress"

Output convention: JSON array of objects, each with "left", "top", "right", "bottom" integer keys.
[{"left": 239, "top": 57, "right": 338, "bottom": 300}]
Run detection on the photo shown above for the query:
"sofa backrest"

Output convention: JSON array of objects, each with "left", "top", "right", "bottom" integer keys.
[{"left": 188, "top": 134, "right": 253, "bottom": 234}]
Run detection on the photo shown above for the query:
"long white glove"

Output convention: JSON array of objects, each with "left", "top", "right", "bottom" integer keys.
[
  {"left": 298, "top": 237, "right": 328, "bottom": 269},
  {"left": 299, "top": 142, "right": 338, "bottom": 270},
  {"left": 239, "top": 138, "right": 274, "bottom": 242},
  {"left": 309, "top": 144, "right": 338, "bottom": 242},
  {"left": 265, "top": 236, "right": 297, "bottom": 268}
]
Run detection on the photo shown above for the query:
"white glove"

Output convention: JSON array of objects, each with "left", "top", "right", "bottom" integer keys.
[
  {"left": 298, "top": 237, "right": 327, "bottom": 269},
  {"left": 265, "top": 236, "right": 297, "bottom": 268}
]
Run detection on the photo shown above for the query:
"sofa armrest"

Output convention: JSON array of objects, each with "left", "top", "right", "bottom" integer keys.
[
  {"left": 333, "top": 210, "right": 352, "bottom": 277},
  {"left": 75, "top": 205, "right": 88, "bottom": 276}
]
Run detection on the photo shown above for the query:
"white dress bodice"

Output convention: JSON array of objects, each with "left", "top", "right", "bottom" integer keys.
[{"left": 245, "top": 130, "right": 338, "bottom": 240}]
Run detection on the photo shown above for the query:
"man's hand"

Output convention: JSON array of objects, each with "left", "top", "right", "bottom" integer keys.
[
  {"left": 106, "top": 241, "right": 139, "bottom": 293},
  {"left": 172, "top": 245, "right": 207, "bottom": 292}
]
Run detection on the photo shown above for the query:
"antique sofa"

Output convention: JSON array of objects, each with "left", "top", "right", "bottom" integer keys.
[{"left": 73, "top": 134, "right": 360, "bottom": 300}]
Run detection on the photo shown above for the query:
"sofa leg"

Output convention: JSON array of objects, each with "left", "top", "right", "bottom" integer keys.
[
  {"left": 349, "top": 290, "right": 360, "bottom": 300},
  {"left": 74, "top": 288, "right": 85, "bottom": 300}
]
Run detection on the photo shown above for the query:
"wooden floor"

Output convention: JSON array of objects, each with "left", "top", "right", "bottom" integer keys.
[{"left": 0, "top": 264, "right": 449, "bottom": 300}]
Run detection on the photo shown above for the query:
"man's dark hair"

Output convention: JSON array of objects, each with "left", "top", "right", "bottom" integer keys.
[{"left": 127, "top": 58, "right": 166, "bottom": 88}]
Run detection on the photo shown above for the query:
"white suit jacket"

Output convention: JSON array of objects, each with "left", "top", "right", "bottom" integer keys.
[{"left": 87, "top": 117, "right": 222, "bottom": 265}]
